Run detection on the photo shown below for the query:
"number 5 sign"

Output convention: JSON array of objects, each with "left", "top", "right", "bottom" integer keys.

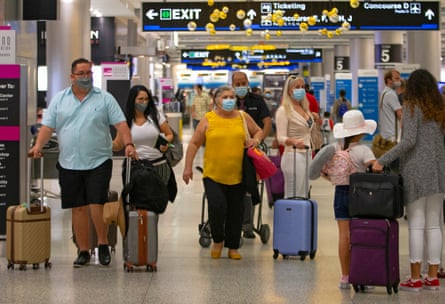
[{"left": 374, "top": 44, "right": 402, "bottom": 65}]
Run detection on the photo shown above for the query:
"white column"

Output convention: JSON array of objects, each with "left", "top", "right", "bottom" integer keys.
[
  {"left": 374, "top": 31, "right": 404, "bottom": 92},
  {"left": 309, "top": 62, "right": 322, "bottom": 77},
  {"left": 322, "top": 48, "right": 334, "bottom": 91},
  {"left": 350, "top": 38, "right": 375, "bottom": 107},
  {"left": 406, "top": 31, "right": 441, "bottom": 80},
  {"left": 127, "top": 19, "right": 137, "bottom": 47},
  {"left": 334, "top": 44, "right": 350, "bottom": 72},
  {"left": 46, "top": 0, "right": 91, "bottom": 102}
]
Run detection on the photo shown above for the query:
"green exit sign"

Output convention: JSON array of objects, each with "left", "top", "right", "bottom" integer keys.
[{"left": 160, "top": 9, "right": 171, "bottom": 20}]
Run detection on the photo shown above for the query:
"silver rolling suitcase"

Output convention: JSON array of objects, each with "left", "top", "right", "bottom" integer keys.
[{"left": 123, "top": 157, "right": 159, "bottom": 272}]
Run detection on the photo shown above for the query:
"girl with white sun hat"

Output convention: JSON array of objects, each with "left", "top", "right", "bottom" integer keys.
[{"left": 312, "top": 109, "right": 377, "bottom": 289}]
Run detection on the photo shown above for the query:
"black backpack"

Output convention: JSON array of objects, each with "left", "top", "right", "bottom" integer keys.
[{"left": 122, "top": 160, "right": 169, "bottom": 214}]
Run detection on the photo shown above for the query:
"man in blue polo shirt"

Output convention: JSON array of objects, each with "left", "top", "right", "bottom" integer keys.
[
  {"left": 29, "top": 58, "right": 136, "bottom": 267},
  {"left": 232, "top": 71, "right": 272, "bottom": 238}
]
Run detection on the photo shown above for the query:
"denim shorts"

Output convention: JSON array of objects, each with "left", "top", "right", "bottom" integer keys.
[{"left": 334, "top": 185, "right": 350, "bottom": 220}]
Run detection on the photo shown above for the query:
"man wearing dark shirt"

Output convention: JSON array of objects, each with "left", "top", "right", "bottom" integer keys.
[
  {"left": 231, "top": 71, "right": 272, "bottom": 239},
  {"left": 232, "top": 71, "right": 272, "bottom": 139}
]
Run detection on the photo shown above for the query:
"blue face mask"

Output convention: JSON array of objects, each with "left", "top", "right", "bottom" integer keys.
[
  {"left": 235, "top": 86, "right": 248, "bottom": 98},
  {"left": 222, "top": 99, "right": 236, "bottom": 111},
  {"left": 135, "top": 103, "right": 148, "bottom": 113},
  {"left": 264, "top": 93, "right": 272, "bottom": 99},
  {"left": 76, "top": 77, "right": 93, "bottom": 90},
  {"left": 292, "top": 88, "right": 306, "bottom": 101}
]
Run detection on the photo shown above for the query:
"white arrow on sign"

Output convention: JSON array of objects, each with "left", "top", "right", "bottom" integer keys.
[
  {"left": 247, "top": 9, "right": 256, "bottom": 20},
  {"left": 425, "top": 9, "right": 434, "bottom": 21},
  {"left": 146, "top": 9, "right": 158, "bottom": 20},
  {"left": 182, "top": 52, "right": 189, "bottom": 58}
]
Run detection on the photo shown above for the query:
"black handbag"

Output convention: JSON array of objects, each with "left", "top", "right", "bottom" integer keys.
[{"left": 348, "top": 171, "right": 404, "bottom": 219}]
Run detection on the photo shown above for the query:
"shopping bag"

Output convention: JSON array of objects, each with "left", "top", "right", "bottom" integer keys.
[{"left": 247, "top": 147, "right": 278, "bottom": 180}]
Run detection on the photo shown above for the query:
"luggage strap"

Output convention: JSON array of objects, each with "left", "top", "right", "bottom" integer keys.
[{"left": 138, "top": 210, "right": 148, "bottom": 265}]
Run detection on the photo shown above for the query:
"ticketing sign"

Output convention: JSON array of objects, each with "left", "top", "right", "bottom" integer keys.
[
  {"left": 181, "top": 48, "right": 322, "bottom": 64},
  {"left": 142, "top": 1, "right": 439, "bottom": 31}
]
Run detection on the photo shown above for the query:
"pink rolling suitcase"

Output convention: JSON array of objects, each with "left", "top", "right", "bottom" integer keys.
[{"left": 349, "top": 218, "right": 400, "bottom": 294}]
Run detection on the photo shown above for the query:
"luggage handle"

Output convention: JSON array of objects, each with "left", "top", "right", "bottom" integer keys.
[
  {"left": 292, "top": 145, "right": 315, "bottom": 253},
  {"left": 292, "top": 145, "right": 311, "bottom": 200},
  {"left": 125, "top": 157, "right": 132, "bottom": 186},
  {"left": 124, "top": 157, "right": 135, "bottom": 212},
  {"left": 27, "top": 157, "right": 45, "bottom": 213}
]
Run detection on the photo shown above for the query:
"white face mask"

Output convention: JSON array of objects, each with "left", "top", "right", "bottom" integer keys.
[{"left": 392, "top": 81, "right": 401, "bottom": 88}]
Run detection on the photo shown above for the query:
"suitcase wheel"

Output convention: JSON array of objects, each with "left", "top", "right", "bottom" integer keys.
[
  {"left": 146, "top": 264, "right": 157, "bottom": 272},
  {"left": 32, "top": 264, "right": 40, "bottom": 270},
  {"left": 7, "top": 262, "right": 14, "bottom": 270},
  {"left": 309, "top": 250, "right": 316, "bottom": 260},
  {"left": 199, "top": 236, "right": 211, "bottom": 248},
  {"left": 45, "top": 261, "right": 52, "bottom": 269},
  {"left": 259, "top": 224, "right": 270, "bottom": 244},
  {"left": 352, "top": 284, "right": 359, "bottom": 292},
  {"left": 299, "top": 254, "right": 306, "bottom": 261},
  {"left": 393, "top": 284, "right": 399, "bottom": 294},
  {"left": 19, "top": 264, "right": 26, "bottom": 271},
  {"left": 273, "top": 249, "right": 279, "bottom": 260},
  {"left": 124, "top": 263, "right": 134, "bottom": 272}
]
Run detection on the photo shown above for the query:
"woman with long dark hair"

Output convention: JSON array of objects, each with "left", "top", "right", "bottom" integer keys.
[
  {"left": 113, "top": 85, "right": 174, "bottom": 185},
  {"left": 373, "top": 69, "right": 445, "bottom": 291}
]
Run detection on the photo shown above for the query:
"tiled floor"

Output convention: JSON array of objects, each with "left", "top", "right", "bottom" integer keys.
[{"left": 0, "top": 127, "right": 444, "bottom": 304}]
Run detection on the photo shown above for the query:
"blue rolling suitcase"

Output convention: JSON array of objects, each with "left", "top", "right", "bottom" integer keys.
[{"left": 273, "top": 147, "right": 318, "bottom": 260}]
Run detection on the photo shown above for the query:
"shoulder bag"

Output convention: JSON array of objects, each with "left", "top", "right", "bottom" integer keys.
[
  {"left": 240, "top": 112, "right": 277, "bottom": 180},
  {"left": 164, "top": 128, "right": 183, "bottom": 167}
]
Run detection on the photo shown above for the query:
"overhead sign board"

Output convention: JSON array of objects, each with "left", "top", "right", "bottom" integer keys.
[
  {"left": 142, "top": 1, "right": 439, "bottom": 31},
  {"left": 181, "top": 48, "right": 322, "bottom": 64}
]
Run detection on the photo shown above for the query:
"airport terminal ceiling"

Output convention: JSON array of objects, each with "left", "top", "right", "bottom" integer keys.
[{"left": 92, "top": 0, "right": 445, "bottom": 62}]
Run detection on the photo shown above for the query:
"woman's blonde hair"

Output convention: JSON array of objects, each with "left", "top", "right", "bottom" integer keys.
[{"left": 281, "top": 75, "right": 309, "bottom": 114}]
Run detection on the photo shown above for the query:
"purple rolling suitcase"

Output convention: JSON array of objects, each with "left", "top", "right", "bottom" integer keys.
[
  {"left": 349, "top": 218, "right": 400, "bottom": 294},
  {"left": 265, "top": 154, "right": 284, "bottom": 207},
  {"left": 273, "top": 147, "right": 318, "bottom": 260}
]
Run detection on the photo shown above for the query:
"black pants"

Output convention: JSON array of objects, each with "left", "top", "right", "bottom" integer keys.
[{"left": 203, "top": 178, "right": 245, "bottom": 249}]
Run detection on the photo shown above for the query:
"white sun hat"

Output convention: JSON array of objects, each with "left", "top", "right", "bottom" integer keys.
[{"left": 333, "top": 109, "right": 377, "bottom": 139}]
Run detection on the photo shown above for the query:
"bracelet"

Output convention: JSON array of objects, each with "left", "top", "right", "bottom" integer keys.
[{"left": 125, "top": 143, "right": 135, "bottom": 148}]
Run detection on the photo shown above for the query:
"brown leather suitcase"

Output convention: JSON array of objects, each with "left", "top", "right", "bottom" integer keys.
[{"left": 72, "top": 190, "right": 118, "bottom": 255}]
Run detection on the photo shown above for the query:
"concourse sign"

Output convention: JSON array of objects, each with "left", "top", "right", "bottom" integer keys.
[
  {"left": 181, "top": 48, "right": 322, "bottom": 64},
  {"left": 142, "top": 1, "right": 439, "bottom": 31}
]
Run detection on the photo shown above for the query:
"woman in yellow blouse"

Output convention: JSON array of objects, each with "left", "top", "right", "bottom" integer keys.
[{"left": 182, "top": 85, "right": 263, "bottom": 260}]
